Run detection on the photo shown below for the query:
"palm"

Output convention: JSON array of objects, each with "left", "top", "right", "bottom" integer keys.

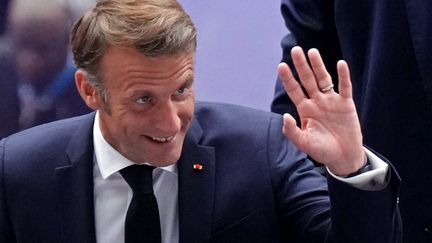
[{"left": 279, "top": 47, "right": 364, "bottom": 176}]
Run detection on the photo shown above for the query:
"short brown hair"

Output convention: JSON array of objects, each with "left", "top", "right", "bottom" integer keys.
[{"left": 71, "top": 0, "right": 196, "bottom": 79}]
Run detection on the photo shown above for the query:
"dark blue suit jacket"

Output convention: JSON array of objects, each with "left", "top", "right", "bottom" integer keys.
[
  {"left": 271, "top": 1, "right": 432, "bottom": 241},
  {"left": 0, "top": 40, "right": 19, "bottom": 138},
  {"left": 1, "top": 102, "right": 400, "bottom": 242}
]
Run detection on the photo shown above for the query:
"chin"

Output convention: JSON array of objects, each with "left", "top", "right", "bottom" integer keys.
[
  {"left": 148, "top": 159, "right": 178, "bottom": 168},
  {"left": 146, "top": 153, "right": 181, "bottom": 167}
]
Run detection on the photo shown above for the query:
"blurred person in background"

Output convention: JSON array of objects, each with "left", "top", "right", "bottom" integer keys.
[
  {"left": 0, "top": 0, "right": 90, "bottom": 135},
  {"left": 0, "top": 0, "right": 10, "bottom": 35},
  {"left": 271, "top": 0, "right": 432, "bottom": 241},
  {"left": 0, "top": 0, "right": 18, "bottom": 137},
  {"left": 0, "top": 39, "right": 19, "bottom": 138}
]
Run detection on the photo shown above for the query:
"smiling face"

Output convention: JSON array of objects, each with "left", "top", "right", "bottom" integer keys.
[{"left": 76, "top": 46, "right": 195, "bottom": 166}]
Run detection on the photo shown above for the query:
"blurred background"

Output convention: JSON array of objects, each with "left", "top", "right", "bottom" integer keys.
[{"left": 179, "top": 0, "right": 285, "bottom": 111}]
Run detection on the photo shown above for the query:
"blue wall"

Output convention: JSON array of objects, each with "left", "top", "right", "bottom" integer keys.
[{"left": 179, "top": 0, "right": 286, "bottom": 111}]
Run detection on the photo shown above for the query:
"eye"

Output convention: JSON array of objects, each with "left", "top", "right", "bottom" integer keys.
[
  {"left": 136, "top": 95, "right": 152, "bottom": 104},
  {"left": 176, "top": 87, "right": 188, "bottom": 95}
]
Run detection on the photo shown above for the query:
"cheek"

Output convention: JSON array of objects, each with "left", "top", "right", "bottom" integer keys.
[
  {"left": 108, "top": 101, "right": 149, "bottom": 130},
  {"left": 122, "top": 112, "right": 153, "bottom": 135},
  {"left": 180, "top": 100, "right": 195, "bottom": 126},
  {"left": 103, "top": 107, "right": 132, "bottom": 132}
]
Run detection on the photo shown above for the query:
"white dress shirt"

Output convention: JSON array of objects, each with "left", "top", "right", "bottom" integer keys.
[
  {"left": 329, "top": 148, "right": 389, "bottom": 191},
  {"left": 93, "top": 113, "right": 179, "bottom": 243},
  {"left": 91, "top": 112, "right": 388, "bottom": 243}
]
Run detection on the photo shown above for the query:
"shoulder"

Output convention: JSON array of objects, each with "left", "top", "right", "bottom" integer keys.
[
  {"left": 1, "top": 112, "right": 95, "bottom": 163},
  {"left": 193, "top": 101, "right": 285, "bottom": 146},
  {"left": 195, "top": 101, "right": 282, "bottom": 128}
]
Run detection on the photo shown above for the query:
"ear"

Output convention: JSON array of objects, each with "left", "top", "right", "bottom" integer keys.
[{"left": 75, "top": 70, "right": 103, "bottom": 111}]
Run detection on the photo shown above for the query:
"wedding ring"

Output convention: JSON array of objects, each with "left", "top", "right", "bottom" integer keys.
[{"left": 320, "top": 84, "right": 334, "bottom": 93}]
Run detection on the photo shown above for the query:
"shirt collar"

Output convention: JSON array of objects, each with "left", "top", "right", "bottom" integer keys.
[{"left": 93, "top": 111, "right": 177, "bottom": 179}]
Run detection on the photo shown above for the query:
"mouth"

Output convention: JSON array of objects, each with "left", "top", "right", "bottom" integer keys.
[{"left": 146, "top": 135, "right": 175, "bottom": 143}]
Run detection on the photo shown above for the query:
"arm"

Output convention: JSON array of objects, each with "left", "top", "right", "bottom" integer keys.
[
  {"left": 273, "top": 46, "right": 401, "bottom": 242},
  {"left": 268, "top": 115, "right": 401, "bottom": 243},
  {"left": 272, "top": 0, "right": 342, "bottom": 118},
  {"left": 326, "top": 151, "right": 402, "bottom": 243}
]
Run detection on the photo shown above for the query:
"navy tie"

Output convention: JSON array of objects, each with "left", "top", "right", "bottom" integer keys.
[{"left": 120, "top": 164, "right": 162, "bottom": 243}]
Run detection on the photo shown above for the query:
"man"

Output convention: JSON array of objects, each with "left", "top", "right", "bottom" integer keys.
[
  {"left": 271, "top": 1, "right": 432, "bottom": 241},
  {"left": 1, "top": 0, "right": 401, "bottom": 242},
  {"left": 2, "top": 0, "right": 90, "bottom": 132}
]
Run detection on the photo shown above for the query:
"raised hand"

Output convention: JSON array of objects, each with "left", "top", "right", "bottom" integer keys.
[{"left": 278, "top": 46, "right": 365, "bottom": 176}]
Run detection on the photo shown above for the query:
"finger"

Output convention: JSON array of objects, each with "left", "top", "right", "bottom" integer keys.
[
  {"left": 291, "top": 46, "right": 319, "bottom": 97},
  {"left": 337, "top": 60, "right": 352, "bottom": 99},
  {"left": 278, "top": 62, "right": 306, "bottom": 106},
  {"left": 282, "top": 113, "right": 303, "bottom": 147},
  {"left": 308, "top": 48, "right": 334, "bottom": 93}
]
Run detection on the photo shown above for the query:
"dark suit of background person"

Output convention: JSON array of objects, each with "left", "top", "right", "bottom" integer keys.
[
  {"left": 271, "top": 1, "right": 432, "bottom": 241},
  {"left": 0, "top": 39, "right": 19, "bottom": 138},
  {"left": 0, "top": 0, "right": 10, "bottom": 35},
  {"left": 0, "top": 0, "right": 18, "bottom": 138},
  {"left": 0, "top": 102, "right": 401, "bottom": 243}
]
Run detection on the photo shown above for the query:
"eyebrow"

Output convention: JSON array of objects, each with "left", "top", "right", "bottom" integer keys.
[
  {"left": 124, "top": 76, "right": 194, "bottom": 98},
  {"left": 179, "top": 76, "right": 194, "bottom": 88}
]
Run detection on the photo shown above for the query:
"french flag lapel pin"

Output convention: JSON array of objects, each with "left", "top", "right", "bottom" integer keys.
[{"left": 193, "top": 163, "right": 203, "bottom": 171}]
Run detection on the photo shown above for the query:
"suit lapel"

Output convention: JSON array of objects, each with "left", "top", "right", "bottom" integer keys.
[
  {"left": 178, "top": 119, "right": 216, "bottom": 243},
  {"left": 54, "top": 114, "right": 216, "bottom": 242},
  {"left": 55, "top": 113, "right": 97, "bottom": 243}
]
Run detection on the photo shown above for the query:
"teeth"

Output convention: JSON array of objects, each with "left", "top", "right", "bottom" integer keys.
[{"left": 150, "top": 135, "right": 174, "bottom": 143}]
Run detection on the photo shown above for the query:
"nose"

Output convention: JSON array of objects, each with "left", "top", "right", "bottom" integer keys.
[{"left": 152, "top": 100, "right": 181, "bottom": 134}]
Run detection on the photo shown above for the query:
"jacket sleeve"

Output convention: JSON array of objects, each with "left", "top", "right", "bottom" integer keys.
[
  {"left": 267, "top": 115, "right": 402, "bottom": 242},
  {"left": 271, "top": 0, "right": 342, "bottom": 119}
]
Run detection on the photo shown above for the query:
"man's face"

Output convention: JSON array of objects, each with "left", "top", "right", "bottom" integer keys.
[{"left": 94, "top": 47, "right": 195, "bottom": 167}]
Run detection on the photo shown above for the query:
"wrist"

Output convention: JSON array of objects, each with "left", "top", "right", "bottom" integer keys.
[
  {"left": 327, "top": 152, "right": 367, "bottom": 177},
  {"left": 341, "top": 157, "right": 371, "bottom": 178}
]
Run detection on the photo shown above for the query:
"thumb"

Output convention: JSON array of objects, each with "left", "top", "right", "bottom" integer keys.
[{"left": 282, "top": 113, "right": 303, "bottom": 146}]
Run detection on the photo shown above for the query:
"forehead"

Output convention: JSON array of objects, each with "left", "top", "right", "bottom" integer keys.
[{"left": 98, "top": 46, "right": 195, "bottom": 86}]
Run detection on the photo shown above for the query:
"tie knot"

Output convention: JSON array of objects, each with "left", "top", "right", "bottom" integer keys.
[{"left": 120, "top": 164, "right": 155, "bottom": 195}]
